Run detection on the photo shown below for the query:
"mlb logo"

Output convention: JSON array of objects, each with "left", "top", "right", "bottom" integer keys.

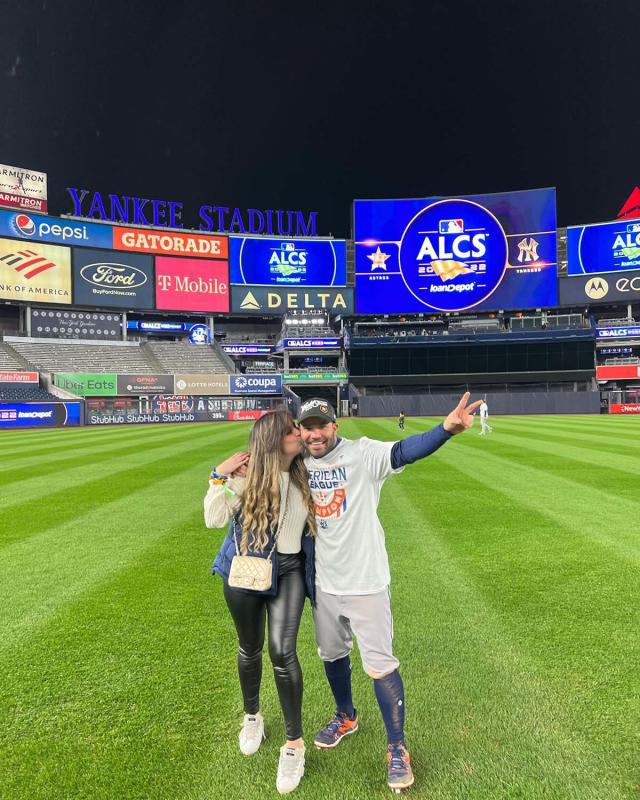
[
  {"left": 282, "top": 242, "right": 296, "bottom": 251},
  {"left": 439, "top": 219, "right": 464, "bottom": 234},
  {"left": 627, "top": 223, "right": 640, "bottom": 233}
]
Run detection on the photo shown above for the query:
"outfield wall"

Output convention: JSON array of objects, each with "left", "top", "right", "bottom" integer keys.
[{"left": 355, "top": 392, "right": 601, "bottom": 417}]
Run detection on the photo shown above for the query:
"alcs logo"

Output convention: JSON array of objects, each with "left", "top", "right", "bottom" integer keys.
[
  {"left": 399, "top": 199, "right": 508, "bottom": 312},
  {"left": 270, "top": 242, "right": 308, "bottom": 278}
]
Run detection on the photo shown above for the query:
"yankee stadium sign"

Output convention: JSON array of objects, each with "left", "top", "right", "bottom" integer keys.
[{"left": 66, "top": 188, "right": 319, "bottom": 236}]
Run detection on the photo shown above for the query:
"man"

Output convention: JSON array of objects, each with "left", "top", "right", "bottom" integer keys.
[
  {"left": 479, "top": 398, "right": 493, "bottom": 435},
  {"left": 398, "top": 411, "right": 406, "bottom": 430},
  {"left": 297, "top": 393, "right": 481, "bottom": 792}
]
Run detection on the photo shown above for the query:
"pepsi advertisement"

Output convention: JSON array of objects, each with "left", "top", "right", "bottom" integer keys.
[
  {"left": 0, "top": 401, "right": 82, "bottom": 428},
  {"left": 0, "top": 208, "right": 113, "bottom": 249},
  {"left": 567, "top": 218, "right": 640, "bottom": 275},
  {"left": 230, "top": 236, "right": 346, "bottom": 286},
  {"left": 354, "top": 188, "right": 557, "bottom": 314}
]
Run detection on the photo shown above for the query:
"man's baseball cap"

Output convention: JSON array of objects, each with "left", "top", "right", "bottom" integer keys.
[{"left": 298, "top": 398, "right": 336, "bottom": 424}]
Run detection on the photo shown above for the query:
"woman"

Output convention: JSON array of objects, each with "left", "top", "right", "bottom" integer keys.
[{"left": 204, "top": 410, "right": 316, "bottom": 795}]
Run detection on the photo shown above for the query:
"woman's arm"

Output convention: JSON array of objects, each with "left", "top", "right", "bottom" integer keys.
[{"left": 204, "top": 476, "right": 245, "bottom": 528}]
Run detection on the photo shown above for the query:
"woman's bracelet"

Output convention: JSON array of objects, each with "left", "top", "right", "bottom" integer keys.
[{"left": 209, "top": 468, "right": 229, "bottom": 485}]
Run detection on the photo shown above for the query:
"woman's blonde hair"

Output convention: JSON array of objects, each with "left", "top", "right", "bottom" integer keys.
[{"left": 240, "top": 409, "right": 316, "bottom": 552}]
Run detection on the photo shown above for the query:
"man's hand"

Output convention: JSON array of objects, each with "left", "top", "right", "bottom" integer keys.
[
  {"left": 443, "top": 392, "right": 483, "bottom": 434},
  {"left": 216, "top": 451, "right": 250, "bottom": 477}
]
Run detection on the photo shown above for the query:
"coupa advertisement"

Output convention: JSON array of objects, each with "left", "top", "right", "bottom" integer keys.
[{"left": 354, "top": 187, "right": 557, "bottom": 314}]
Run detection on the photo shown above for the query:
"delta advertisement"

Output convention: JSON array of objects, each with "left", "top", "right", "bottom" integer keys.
[
  {"left": 85, "top": 394, "right": 281, "bottom": 425},
  {"left": 0, "top": 209, "right": 113, "bottom": 249},
  {"left": 354, "top": 188, "right": 558, "bottom": 314},
  {"left": 231, "top": 285, "right": 354, "bottom": 315},
  {"left": 72, "top": 248, "right": 154, "bottom": 309},
  {"left": 0, "top": 401, "right": 82, "bottom": 428},
  {"left": 230, "top": 236, "right": 346, "bottom": 286},
  {"left": 567, "top": 218, "right": 640, "bottom": 275},
  {"left": 0, "top": 237, "right": 72, "bottom": 304}
]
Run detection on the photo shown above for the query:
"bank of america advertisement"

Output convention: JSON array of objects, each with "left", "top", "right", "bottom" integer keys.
[
  {"left": 0, "top": 237, "right": 72, "bottom": 304},
  {"left": 354, "top": 188, "right": 557, "bottom": 314},
  {"left": 567, "top": 218, "right": 640, "bottom": 275},
  {"left": 230, "top": 236, "right": 346, "bottom": 286}
]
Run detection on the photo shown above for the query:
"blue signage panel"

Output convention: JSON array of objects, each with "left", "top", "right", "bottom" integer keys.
[
  {"left": 0, "top": 208, "right": 113, "bottom": 249},
  {"left": 229, "top": 374, "right": 282, "bottom": 394},
  {"left": 283, "top": 337, "right": 341, "bottom": 349},
  {"left": 354, "top": 188, "right": 557, "bottom": 314},
  {"left": 222, "top": 344, "right": 274, "bottom": 356},
  {"left": 230, "top": 236, "right": 346, "bottom": 286},
  {"left": 72, "top": 248, "right": 154, "bottom": 309},
  {"left": 0, "top": 401, "right": 82, "bottom": 428},
  {"left": 596, "top": 326, "right": 640, "bottom": 339},
  {"left": 567, "top": 219, "right": 640, "bottom": 275}
]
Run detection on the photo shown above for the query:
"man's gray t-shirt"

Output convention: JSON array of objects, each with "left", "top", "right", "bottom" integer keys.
[{"left": 304, "top": 436, "right": 403, "bottom": 595}]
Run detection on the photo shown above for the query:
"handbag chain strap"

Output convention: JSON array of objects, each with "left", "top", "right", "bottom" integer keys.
[{"left": 232, "top": 475, "right": 291, "bottom": 560}]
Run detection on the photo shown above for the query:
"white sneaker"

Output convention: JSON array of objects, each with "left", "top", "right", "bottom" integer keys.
[
  {"left": 239, "top": 713, "right": 265, "bottom": 755},
  {"left": 276, "top": 745, "right": 305, "bottom": 794}
]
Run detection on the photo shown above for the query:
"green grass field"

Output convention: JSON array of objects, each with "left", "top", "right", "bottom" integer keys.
[{"left": 1, "top": 415, "right": 639, "bottom": 800}]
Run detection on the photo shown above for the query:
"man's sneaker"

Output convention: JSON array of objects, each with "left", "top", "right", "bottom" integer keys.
[
  {"left": 313, "top": 710, "right": 359, "bottom": 749},
  {"left": 276, "top": 745, "right": 305, "bottom": 794},
  {"left": 239, "top": 713, "right": 265, "bottom": 755},
  {"left": 387, "top": 743, "right": 415, "bottom": 792}
]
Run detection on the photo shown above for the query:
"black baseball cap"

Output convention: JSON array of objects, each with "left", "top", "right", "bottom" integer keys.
[{"left": 298, "top": 398, "right": 336, "bottom": 424}]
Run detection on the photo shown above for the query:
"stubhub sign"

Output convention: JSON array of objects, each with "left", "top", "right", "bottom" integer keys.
[{"left": 229, "top": 374, "right": 282, "bottom": 394}]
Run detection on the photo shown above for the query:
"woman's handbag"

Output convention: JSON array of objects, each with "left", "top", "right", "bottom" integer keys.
[{"left": 227, "top": 483, "right": 289, "bottom": 591}]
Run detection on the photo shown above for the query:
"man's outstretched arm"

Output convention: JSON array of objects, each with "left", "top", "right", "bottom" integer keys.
[{"left": 390, "top": 392, "right": 482, "bottom": 468}]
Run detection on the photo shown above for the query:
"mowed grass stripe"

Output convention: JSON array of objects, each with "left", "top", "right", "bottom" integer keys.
[
  {"left": 0, "top": 420, "right": 253, "bottom": 460},
  {"left": 0, "top": 425, "right": 248, "bottom": 550},
  {"left": 0, "top": 430, "right": 251, "bottom": 645},
  {"left": 439, "top": 436, "right": 640, "bottom": 561},
  {"left": 0, "top": 424, "right": 224, "bottom": 471},
  {"left": 1, "top": 416, "right": 638, "bottom": 800},
  {"left": 449, "top": 427, "right": 640, "bottom": 504},
  {"left": 0, "top": 421, "right": 251, "bottom": 488},
  {"left": 378, "top": 473, "right": 631, "bottom": 799}
]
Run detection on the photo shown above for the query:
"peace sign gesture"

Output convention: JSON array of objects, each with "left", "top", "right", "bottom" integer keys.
[{"left": 443, "top": 392, "right": 483, "bottom": 434}]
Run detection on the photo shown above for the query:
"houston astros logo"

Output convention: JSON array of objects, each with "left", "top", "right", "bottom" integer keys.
[{"left": 398, "top": 199, "right": 508, "bottom": 312}]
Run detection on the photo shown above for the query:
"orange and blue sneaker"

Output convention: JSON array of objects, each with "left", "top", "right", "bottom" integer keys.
[
  {"left": 387, "top": 743, "right": 414, "bottom": 792},
  {"left": 313, "top": 709, "right": 359, "bottom": 749}
]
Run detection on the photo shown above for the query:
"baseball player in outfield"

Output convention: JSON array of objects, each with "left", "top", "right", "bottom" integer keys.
[
  {"left": 297, "top": 392, "right": 481, "bottom": 792},
  {"left": 479, "top": 399, "right": 493, "bottom": 435}
]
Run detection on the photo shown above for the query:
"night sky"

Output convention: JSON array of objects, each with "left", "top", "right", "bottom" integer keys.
[{"left": 2, "top": 0, "right": 639, "bottom": 237}]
